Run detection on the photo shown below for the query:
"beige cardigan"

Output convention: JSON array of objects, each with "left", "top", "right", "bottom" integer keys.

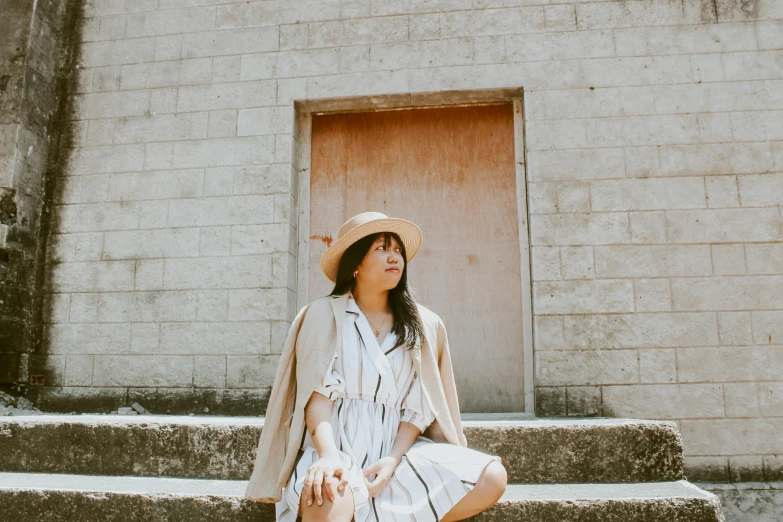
[{"left": 244, "top": 290, "right": 468, "bottom": 502}]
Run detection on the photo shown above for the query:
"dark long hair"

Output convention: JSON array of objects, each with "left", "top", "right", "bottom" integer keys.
[{"left": 329, "top": 231, "right": 424, "bottom": 351}]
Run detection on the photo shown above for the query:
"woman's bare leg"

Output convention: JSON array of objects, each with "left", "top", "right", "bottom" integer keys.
[
  {"left": 298, "top": 482, "right": 355, "bottom": 522},
  {"left": 439, "top": 460, "right": 508, "bottom": 522}
]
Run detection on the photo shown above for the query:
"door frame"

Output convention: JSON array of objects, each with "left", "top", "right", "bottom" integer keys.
[{"left": 291, "top": 88, "right": 535, "bottom": 413}]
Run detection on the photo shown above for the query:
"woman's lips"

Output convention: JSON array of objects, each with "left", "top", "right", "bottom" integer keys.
[{"left": 386, "top": 268, "right": 399, "bottom": 273}]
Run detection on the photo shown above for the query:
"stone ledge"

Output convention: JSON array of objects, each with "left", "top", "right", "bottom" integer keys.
[
  {"left": 0, "top": 473, "right": 724, "bottom": 522},
  {"left": 0, "top": 415, "right": 684, "bottom": 483},
  {"left": 24, "top": 386, "right": 271, "bottom": 416}
]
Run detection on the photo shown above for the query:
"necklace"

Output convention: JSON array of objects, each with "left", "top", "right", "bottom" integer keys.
[
  {"left": 351, "top": 293, "right": 389, "bottom": 337},
  {"left": 366, "top": 312, "right": 389, "bottom": 337}
]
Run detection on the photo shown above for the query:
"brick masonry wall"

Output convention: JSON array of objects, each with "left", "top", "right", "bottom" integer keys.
[{"left": 34, "top": 0, "right": 783, "bottom": 480}]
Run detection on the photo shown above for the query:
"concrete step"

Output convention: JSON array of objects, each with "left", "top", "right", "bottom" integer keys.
[
  {"left": 0, "top": 472, "right": 724, "bottom": 521},
  {"left": 0, "top": 414, "right": 684, "bottom": 483}
]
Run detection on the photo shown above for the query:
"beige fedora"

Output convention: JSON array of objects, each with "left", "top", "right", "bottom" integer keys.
[{"left": 320, "top": 211, "right": 423, "bottom": 283}]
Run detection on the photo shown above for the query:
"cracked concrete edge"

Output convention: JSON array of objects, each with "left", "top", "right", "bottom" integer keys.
[
  {"left": 0, "top": 417, "right": 684, "bottom": 483},
  {"left": 0, "top": 483, "right": 725, "bottom": 522}
]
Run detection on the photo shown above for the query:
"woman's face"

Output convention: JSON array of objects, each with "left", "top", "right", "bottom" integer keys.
[{"left": 356, "top": 233, "right": 405, "bottom": 291}]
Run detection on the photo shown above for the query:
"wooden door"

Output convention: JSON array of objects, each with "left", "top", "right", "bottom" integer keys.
[{"left": 308, "top": 103, "right": 526, "bottom": 412}]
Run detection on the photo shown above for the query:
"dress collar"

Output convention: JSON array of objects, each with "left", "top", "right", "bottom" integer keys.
[
  {"left": 345, "top": 294, "right": 398, "bottom": 349},
  {"left": 346, "top": 294, "right": 360, "bottom": 314}
]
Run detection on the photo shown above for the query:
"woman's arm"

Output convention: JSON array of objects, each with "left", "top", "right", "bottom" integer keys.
[
  {"left": 305, "top": 391, "right": 339, "bottom": 458},
  {"left": 389, "top": 421, "right": 421, "bottom": 464},
  {"left": 302, "top": 392, "right": 348, "bottom": 505},
  {"left": 365, "top": 369, "right": 437, "bottom": 497},
  {"left": 364, "top": 420, "right": 421, "bottom": 497}
]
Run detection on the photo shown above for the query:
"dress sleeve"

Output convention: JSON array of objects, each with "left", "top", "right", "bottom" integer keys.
[
  {"left": 312, "top": 350, "right": 345, "bottom": 402},
  {"left": 400, "top": 371, "right": 435, "bottom": 432}
]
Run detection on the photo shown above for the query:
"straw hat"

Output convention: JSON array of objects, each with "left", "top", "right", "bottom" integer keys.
[{"left": 320, "top": 211, "right": 423, "bottom": 283}]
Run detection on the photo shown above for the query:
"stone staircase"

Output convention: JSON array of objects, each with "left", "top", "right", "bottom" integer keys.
[{"left": 0, "top": 414, "right": 724, "bottom": 521}]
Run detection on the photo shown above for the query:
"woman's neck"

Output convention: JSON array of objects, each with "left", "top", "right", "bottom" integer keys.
[{"left": 351, "top": 285, "right": 390, "bottom": 314}]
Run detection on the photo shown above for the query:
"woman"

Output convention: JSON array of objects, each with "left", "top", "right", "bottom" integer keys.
[{"left": 245, "top": 211, "right": 507, "bottom": 522}]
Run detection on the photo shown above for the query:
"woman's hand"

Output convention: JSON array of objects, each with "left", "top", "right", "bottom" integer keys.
[
  {"left": 303, "top": 455, "right": 349, "bottom": 506},
  {"left": 364, "top": 456, "right": 400, "bottom": 497}
]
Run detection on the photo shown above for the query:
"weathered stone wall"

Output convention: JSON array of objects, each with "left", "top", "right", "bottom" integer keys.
[
  {"left": 703, "top": 482, "right": 783, "bottom": 521},
  {"left": 0, "top": 0, "right": 35, "bottom": 383},
  {"left": 0, "top": 0, "right": 80, "bottom": 384},
  {"left": 32, "top": 0, "right": 783, "bottom": 482}
]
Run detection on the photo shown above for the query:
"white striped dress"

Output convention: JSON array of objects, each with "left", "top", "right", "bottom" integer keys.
[{"left": 275, "top": 296, "right": 501, "bottom": 522}]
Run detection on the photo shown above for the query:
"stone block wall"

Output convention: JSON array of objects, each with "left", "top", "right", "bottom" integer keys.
[
  {"left": 27, "top": 0, "right": 783, "bottom": 481},
  {"left": 0, "top": 0, "right": 79, "bottom": 384}
]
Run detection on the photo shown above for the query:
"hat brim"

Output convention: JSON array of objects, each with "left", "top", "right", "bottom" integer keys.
[{"left": 320, "top": 218, "right": 423, "bottom": 283}]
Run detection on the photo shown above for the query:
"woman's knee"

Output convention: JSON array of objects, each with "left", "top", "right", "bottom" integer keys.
[
  {"left": 299, "top": 487, "right": 355, "bottom": 522},
  {"left": 478, "top": 460, "right": 507, "bottom": 500}
]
